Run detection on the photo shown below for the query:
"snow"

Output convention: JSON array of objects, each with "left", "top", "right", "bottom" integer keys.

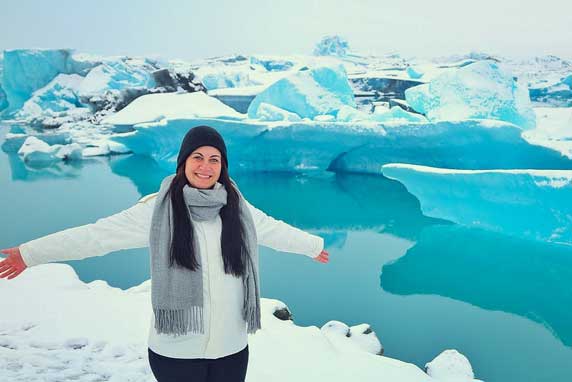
[
  {"left": 522, "top": 107, "right": 572, "bottom": 158},
  {"left": 0, "top": 263, "right": 463, "bottom": 382},
  {"left": 425, "top": 350, "right": 476, "bottom": 381},
  {"left": 382, "top": 163, "right": 572, "bottom": 244},
  {"left": 247, "top": 65, "right": 356, "bottom": 119},
  {"left": 102, "top": 92, "right": 245, "bottom": 125},
  {"left": 372, "top": 106, "right": 428, "bottom": 124},
  {"left": 405, "top": 60, "right": 536, "bottom": 130}
]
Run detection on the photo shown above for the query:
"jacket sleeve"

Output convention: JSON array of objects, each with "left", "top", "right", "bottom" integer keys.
[
  {"left": 19, "top": 193, "right": 157, "bottom": 267},
  {"left": 244, "top": 198, "right": 323, "bottom": 258}
]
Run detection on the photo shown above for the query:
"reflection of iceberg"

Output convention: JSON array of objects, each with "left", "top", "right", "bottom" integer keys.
[
  {"left": 382, "top": 163, "right": 572, "bottom": 244},
  {"left": 381, "top": 224, "right": 572, "bottom": 346}
]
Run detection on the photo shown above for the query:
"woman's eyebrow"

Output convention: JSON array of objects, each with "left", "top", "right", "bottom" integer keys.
[{"left": 193, "top": 153, "right": 221, "bottom": 158}]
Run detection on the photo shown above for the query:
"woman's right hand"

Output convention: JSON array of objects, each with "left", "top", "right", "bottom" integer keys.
[{"left": 0, "top": 247, "right": 28, "bottom": 280}]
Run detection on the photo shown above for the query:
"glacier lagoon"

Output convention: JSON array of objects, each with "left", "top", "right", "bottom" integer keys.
[{"left": 2, "top": 126, "right": 571, "bottom": 382}]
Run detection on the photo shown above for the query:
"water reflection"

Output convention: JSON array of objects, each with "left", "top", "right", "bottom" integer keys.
[{"left": 381, "top": 224, "right": 572, "bottom": 346}]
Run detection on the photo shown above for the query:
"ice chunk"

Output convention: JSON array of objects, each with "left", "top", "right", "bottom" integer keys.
[
  {"left": 313, "top": 35, "right": 349, "bottom": 56},
  {"left": 247, "top": 65, "right": 356, "bottom": 119},
  {"left": 405, "top": 60, "right": 536, "bottom": 130},
  {"left": 372, "top": 106, "right": 428, "bottom": 123},
  {"left": 17, "top": 74, "right": 84, "bottom": 118},
  {"left": 382, "top": 163, "right": 572, "bottom": 244},
  {"left": 529, "top": 74, "right": 572, "bottom": 107},
  {"left": 17, "top": 136, "right": 83, "bottom": 165},
  {"left": 406, "top": 66, "right": 424, "bottom": 79},
  {"left": 425, "top": 349, "right": 475, "bottom": 381},
  {"left": 522, "top": 107, "right": 572, "bottom": 158},
  {"left": 321, "top": 321, "right": 384, "bottom": 356},
  {"left": 194, "top": 65, "right": 263, "bottom": 90},
  {"left": 102, "top": 92, "right": 245, "bottom": 125},
  {"left": 250, "top": 56, "right": 295, "bottom": 72},
  {"left": 255, "top": 102, "right": 301, "bottom": 122},
  {"left": 78, "top": 61, "right": 155, "bottom": 98}
]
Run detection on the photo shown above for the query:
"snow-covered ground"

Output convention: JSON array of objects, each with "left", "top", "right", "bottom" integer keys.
[{"left": 0, "top": 264, "right": 477, "bottom": 382}]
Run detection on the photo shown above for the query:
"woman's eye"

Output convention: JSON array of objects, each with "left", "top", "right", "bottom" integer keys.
[{"left": 210, "top": 159, "right": 219, "bottom": 163}]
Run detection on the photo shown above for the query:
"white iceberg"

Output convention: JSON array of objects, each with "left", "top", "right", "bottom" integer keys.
[
  {"left": 425, "top": 350, "right": 477, "bottom": 382},
  {"left": 102, "top": 92, "right": 245, "bottom": 125},
  {"left": 247, "top": 65, "right": 356, "bottom": 119},
  {"left": 17, "top": 136, "right": 82, "bottom": 165},
  {"left": 405, "top": 60, "right": 536, "bottom": 130},
  {"left": 382, "top": 163, "right": 572, "bottom": 244},
  {"left": 78, "top": 60, "right": 155, "bottom": 99}
]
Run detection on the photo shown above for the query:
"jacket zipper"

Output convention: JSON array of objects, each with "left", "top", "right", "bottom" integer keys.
[{"left": 199, "top": 221, "right": 212, "bottom": 354}]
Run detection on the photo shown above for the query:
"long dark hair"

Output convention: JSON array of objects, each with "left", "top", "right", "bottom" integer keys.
[{"left": 166, "top": 160, "right": 248, "bottom": 277}]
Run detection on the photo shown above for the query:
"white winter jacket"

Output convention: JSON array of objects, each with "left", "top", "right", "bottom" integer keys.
[{"left": 19, "top": 192, "right": 324, "bottom": 359}]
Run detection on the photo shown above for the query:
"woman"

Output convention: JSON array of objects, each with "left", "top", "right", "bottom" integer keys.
[{"left": 0, "top": 125, "right": 330, "bottom": 382}]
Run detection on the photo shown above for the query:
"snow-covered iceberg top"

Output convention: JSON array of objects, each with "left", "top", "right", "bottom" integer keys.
[
  {"left": 382, "top": 163, "right": 572, "bottom": 244},
  {"left": 102, "top": 91, "right": 245, "bottom": 125},
  {"left": 405, "top": 60, "right": 536, "bottom": 130},
  {"left": 0, "top": 263, "right": 474, "bottom": 381}
]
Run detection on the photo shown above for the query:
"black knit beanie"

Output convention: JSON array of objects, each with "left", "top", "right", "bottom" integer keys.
[{"left": 176, "top": 125, "right": 228, "bottom": 168}]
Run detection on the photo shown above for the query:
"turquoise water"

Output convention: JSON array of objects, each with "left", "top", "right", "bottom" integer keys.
[{"left": 1, "top": 126, "right": 571, "bottom": 382}]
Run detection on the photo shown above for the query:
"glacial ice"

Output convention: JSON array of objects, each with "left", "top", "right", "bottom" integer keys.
[
  {"left": 17, "top": 136, "right": 82, "bottom": 165},
  {"left": 372, "top": 106, "right": 428, "bottom": 123},
  {"left": 17, "top": 74, "right": 84, "bottom": 118},
  {"left": 247, "top": 65, "right": 356, "bottom": 119},
  {"left": 78, "top": 60, "right": 155, "bottom": 99},
  {"left": 314, "top": 35, "right": 349, "bottom": 57},
  {"left": 529, "top": 74, "right": 572, "bottom": 107},
  {"left": 382, "top": 163, "right": 572, "bottom": 244},
  {"left": 255, "top": 102, "right": 301, "bottom": 122},
  {"left": 405, "top": 60, "right": 536, "bottom": 130},
  {"left": 110, "top": 118, "right": 572, "bottom": 173}
]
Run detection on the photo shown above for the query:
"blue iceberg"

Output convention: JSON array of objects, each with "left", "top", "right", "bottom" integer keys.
[
  {"left": 529, "top": 74, "right": 572, "bottom": 107},
  {"left": 405, "top": 60, "right": 536, "bottom": 130},
  {"left": 247, "top": 65, "right": 356, "bottom": 119},
  {"left": 382, "top": 163, "right": 572, "bottom": 244},
  {"left": 110, "top": 118, "right": 572, "bottom": 174},
  {"left": 17, "top": 74, "right": 84, "bottom": 118},
  {"left": 313, "top": 35, "right": 349, "bottom": 57}
]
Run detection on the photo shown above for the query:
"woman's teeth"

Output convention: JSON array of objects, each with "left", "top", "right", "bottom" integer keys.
[{"left": 196, "top": 173, "right": 211, "bottom": 179}]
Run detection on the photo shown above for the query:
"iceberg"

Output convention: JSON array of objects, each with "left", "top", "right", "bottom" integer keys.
[
  {"left": 17, "top": 136, "right": 82, "bottom": 165},
  {"left": 17, "top": 74, "right": 84, "bottom": 119},
  {"left": 2, "top": 49, "right": 72, "bottom": 112},
  {"left": 110, "top": 117, "right": 572, "bottom": 175},
  {"left": 382, "top": 163, "right": 572, "bottom": 244},
  {"left": 0, "top": 84, "right": 7, "bottom": 112},
  {"left": 405, "top": 60, "right": 536, "bottom": 130},
  {"left": 78, "top": 60, "right": 155, "bottom": 99},
  {"left": 102, "top": 92, "right": 245, "bottom": 126},
  {"left": 406, "top": 66, "right": 424, "bottom": 79},
  {"left": 529, "top": 74, "right": 572, "bottom": 107},
  {"left": 247, "top": 65, "right": 356, "bottom": 119},
  {"left": 250, "top": 56, "right": 295, "bottom": 72},
  {"left": 313, "top": 35, "right": 349, "bottom": 57},
  {"left": 522, "top": 107, "right": 572, "bottom": 158},
  {"left": 425, "top": 350, "right": 474, "bottom": 382}
]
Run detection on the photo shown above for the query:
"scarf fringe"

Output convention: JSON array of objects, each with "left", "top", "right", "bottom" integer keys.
[{"left": 154, "top": 306, "right": 204, "bottom": 336}]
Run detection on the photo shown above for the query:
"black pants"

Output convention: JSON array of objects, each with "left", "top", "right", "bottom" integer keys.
[{"left": 148, "top": 345, "right": 249, "bottom": 382}]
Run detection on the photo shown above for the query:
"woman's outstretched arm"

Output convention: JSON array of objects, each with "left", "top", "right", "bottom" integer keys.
[
  {"left": 0, "top": 193, "right": 157, "bottom": 275},
  {"left": 244, "top": 198, "right": 328, "bottom": 262}
]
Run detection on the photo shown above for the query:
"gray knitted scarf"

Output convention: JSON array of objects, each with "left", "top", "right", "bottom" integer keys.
[{"left": 149, "top": 174, "right": 261, "bottom": 337}]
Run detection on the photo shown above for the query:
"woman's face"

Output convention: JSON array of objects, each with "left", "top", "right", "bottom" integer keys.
[{"left": 184, "top": 146, "right": 223, "bottom": 189}]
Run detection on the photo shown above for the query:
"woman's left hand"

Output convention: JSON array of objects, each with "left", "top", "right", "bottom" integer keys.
[{"left": 313, "top": 249, "right": 329, "bottom": 263}]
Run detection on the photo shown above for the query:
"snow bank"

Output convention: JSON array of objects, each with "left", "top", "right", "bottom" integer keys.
[
  {"left": 405, "top": 61, "right": 536, "bottom": 130},
  {"left": 247, "top": 65, "right": 356, "bottom": 119},
  {"left": 0, "top": 263, "right": 451, "bottom": 382},
  {"left": 382, "top": 163, "right": 572, "bottom": 244},
  {"left": 102, "top": 92, "right": 245, "bottom": 125}
]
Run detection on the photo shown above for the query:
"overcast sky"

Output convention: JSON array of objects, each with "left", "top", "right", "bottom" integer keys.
[{"left": 1, "top": 0, "right": 571, "bottom": 61}]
